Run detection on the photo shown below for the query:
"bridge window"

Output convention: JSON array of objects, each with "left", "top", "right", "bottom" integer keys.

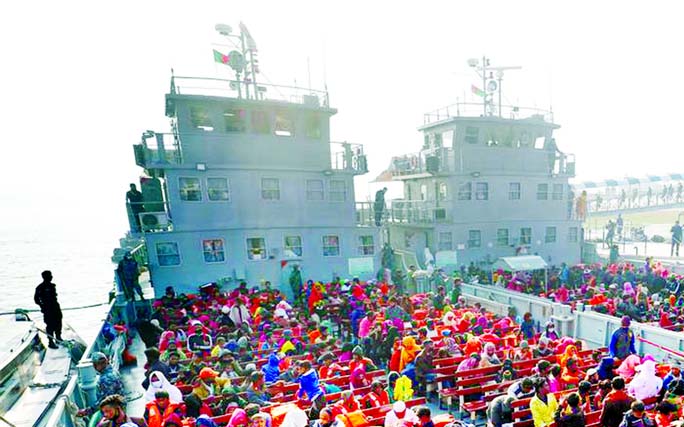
[
  {"left": 465, "top": 126, "right": 479, "bottom": 144},
  {"left": 284, "top": 235, "right": 303, "bottom": 258},
  {"left": 475, "top": 182, "right": 489, "bottom": 200},
  {"left": 438, "top": 182, "right": 448, "bottom": 201},
  {"left": 537, "top": 183, "right": 549, "bottom": 200},
  {"left": 274, "top": 111, "right": 295, "bottom": 136},
  {"left": 156, "top": 242, "right": 181, "bottom": 266},
  {"left": 304, "top": 114, "right": 322, "bottom": 139},
  {"left": 246, "top": 237, "right": 267, "bottom": 260},
  {"left": 568, "top": 227, "right": 578, "bottom": 243},
  {"left": 420, "top": 184, "right": 427, "bottom": 201},
  {"left": 520, "top": 227, "right": 532, "bottom": 245},
  {"left": 497, "top": 229, "right": 509, "bottom": 246},
  {"left": 306, "top": 179, "right": 324, "bottom": 201},
  {"left": 330, "top": 180, "right": 347, "bottom": 202},
  {"left": 323, "top": 235, "right": 340, "bottom": 257},
  {"left": 458, "top": 182, "right": 472, "bottom": 200},
  {"left": 251, "top": 110, "right": 271, "bottom": 134},
  {"left": 358, "top": 235, "right": 375, "bottom": 256},
  {"left": 223, "top": 108, "right": 246, "bottom": 132},
  {"left": 438, "top": 232, "right": 453, "bottom": 251},
  {"left": 468, "top": 230, "right": 481, "bottom": 248},
  {"left": 545, "top": 227, "right": 557, "bottom": 243},
  {"left": 509, "top": 183, "right": 521, "bottom": 200},
  {"left": 261, "top": 178, "right": 280, "bottom": 200},
  {"left": 179, "top": 177, "right": 202, "bottom": 201},
  {"left": 207, "top": 178, "right": 230, "bottom": 201},
  {"left": 189, "top": 106, "right": 213, "bottom": 131},
  {"left": 552, "top": 184, "right": 564, "bottom": 200},
  {"left": 202, "top": 239, "right": 225, "bottom": 263}
]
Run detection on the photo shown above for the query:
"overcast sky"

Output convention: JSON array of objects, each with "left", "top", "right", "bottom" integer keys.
[{"left": 1, "top": 1, "right": 682, "bottom": 232}]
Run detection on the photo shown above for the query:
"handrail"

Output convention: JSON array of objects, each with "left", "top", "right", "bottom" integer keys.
[{"left": 423, "top": 101, "right": 553, "bottom": 125}]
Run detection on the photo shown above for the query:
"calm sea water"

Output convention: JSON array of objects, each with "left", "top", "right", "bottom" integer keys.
[{"left": 0, "top": 224, "right": 122, "bottom": 315}]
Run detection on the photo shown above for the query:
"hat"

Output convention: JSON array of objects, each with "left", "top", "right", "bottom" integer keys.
[
  {"left": 150, "top": 319, "right": 160, "bottom": 328},
  {"left": 221, "top": 306, "right": 230, "bottom": 314},
  {"left": 587, "top": 368, "right": 598, "bottom": 376},
  {"left": 621, "top": 316, "right": 631, "bottom": 326},
  {"left": 520, "top": 341, "right": 529, "bottom": 348},
  {"left": 352, "top": 346, "right": 364, "bottom": 356},
  {"left": 91, "top": 352, "right": 107, "bottom": 363},
  {"left": 392, "top": 401, "right": 406, "bottom": 412},
  {"left": 199, "top": 367, "right": 219, "bottom": 380},
  {"left": 237, "top": 337, "right": 249, "bottom": 349}
]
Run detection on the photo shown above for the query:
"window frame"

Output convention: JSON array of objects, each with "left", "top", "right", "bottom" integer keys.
[
  {"left": 509, "top": 182, "right": 521, "bottom": 200},
  {"left": 223, "top": 108, "right": 246, "bottom": 132},
  {"left": 552, "top": 183, "right": 564, "bottom": 200},
  {"left": 520, "top": 227, "right": 532, "bottom": 245},
  {"left": 438, "top": 232, "right": 453, "bottom": 251},
  {"left": 274, "top": 110, "right": 295, "bottom": 137},
  {"left": 458, "top": 182, "right": 472, "bottom": 200},
  {"left": 475, "top": 182, "right": 489, "bottom": 201},
  {"left": 284, "top": 235, "right": 303, "bottom": 258},
  {"left": 568, "top": 227, "right": 579, "bottom": 243},
  {"left": 468, "top": 229, "right": 482, "bottom": 248},
  {"left": 438, "top": 182, "right": 448, "bottom": 201},
  {"left": 179, "top": 177, "right": 202, "bottom": 202},
  {"left": 306, "top": 179, "right": 325, "bottom": 201},
  {"left": 322, "top": 235, "right": 341, "bottom": 257},
  {"left": 246, "top": 237, "right": 267, "bottom": 261},
  {"left": 465, "top": 126, "right": 479, "bottom": 144},
  {"left": 156, "top": 242, "right": 181, "bottom": 266},
  {"left": 537, "top": 183, "right": 549, "bottom": 200},
  {"left": 207, "top": 177, "right": 230, "bottom": 202},
  {"left": 202, "top": 238, "right": 226, "bottom": 263},
  {"left": 329, "top": 180, "right": 347, "bottom": 202},
  {"left": 545, "top": 226, "right": 557, "bottom": 243},
  {"left": 358, "top": 235, "right": 375, "bottom": 256},
  {"left": 497, "top": 228, "right": 509, "bottom": 247},
  {"left": 261, "top": 177, "right": 281, "bottom": 201}
]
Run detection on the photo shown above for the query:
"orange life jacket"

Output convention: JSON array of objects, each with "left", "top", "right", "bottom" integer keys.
[{"left": 145, "top": 401, "right": 182, "bottom": 427}]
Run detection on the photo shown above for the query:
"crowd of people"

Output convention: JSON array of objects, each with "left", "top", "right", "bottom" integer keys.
[{"left": 74, "top": 264, "right": 684, "bottom": 427}]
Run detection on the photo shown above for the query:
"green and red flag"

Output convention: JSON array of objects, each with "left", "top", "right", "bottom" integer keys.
[
  {"left": 471, "top": 84, "right": 485, "bottom": 97},
  {"left": 213, "top": 49, "right": 229, "bottom": 65}
]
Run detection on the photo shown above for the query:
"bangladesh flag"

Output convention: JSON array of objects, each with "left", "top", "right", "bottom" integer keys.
[
  {"left": 213, "top": 49, "right": 229, "bottom": 65},
  {"left": 471, "top": 84, "right": 485, "bottom": 97}
]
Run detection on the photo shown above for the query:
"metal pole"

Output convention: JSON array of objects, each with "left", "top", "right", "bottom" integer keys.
[
  {"left": 482, "top": 56, "right": 487, "bottom": 116},
  {"left": 240, "top": 33, "right": 250, "bottom": 99},
  {"left": 498, "top": 76, "right": 503, "bottom": 117}
]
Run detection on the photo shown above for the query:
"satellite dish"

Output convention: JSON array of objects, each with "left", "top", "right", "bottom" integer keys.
[
  {"left": 487, "top": 80, "right": 498, "bottom": 92},
  {"left": 215, "top": 23, "right": 233, "bottom": 36}
]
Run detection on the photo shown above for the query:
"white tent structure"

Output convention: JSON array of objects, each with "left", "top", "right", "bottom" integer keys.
[{"left": 491, "top": 255, "right": 549, "bottom": 293}]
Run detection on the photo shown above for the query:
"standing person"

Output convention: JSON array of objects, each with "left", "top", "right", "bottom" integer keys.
[
  {"left": 671, "top": 221, "right": 682, "bottom": 257},
  {"left": 609, "top": 316, "right": 636, "bottom": 361},
  {"left": 520, "top": 312, "right": 536, "bottom": 342},
  {"left": 117, "top": 252, "right": 144, "bottom": 301},
  {"left": 34, "top": 270, "right": 62, "bottom": 349},
  {"left": 617, "top": 214, "right": 624, "bottom": 240},
  {"left": 530, "top": 377, "right": 559, "bottom": 427},
  {"left": 374, "top": 187, "right": 388, "bottom": 226},
  {"left": 606, "top": 220, "right": 616, "bottom": 247},
  {"left": 126, "top": 183, "right": 145, "bottom": 232}
]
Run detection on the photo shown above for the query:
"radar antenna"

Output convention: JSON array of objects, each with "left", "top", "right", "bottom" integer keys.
[{"left": 467, "top": 56, "right": 521, "bottom": 117}]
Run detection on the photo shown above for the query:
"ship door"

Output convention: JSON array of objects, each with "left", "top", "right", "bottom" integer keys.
[{"left": 280, "top": 260, "right": 303, "bottom": 300}]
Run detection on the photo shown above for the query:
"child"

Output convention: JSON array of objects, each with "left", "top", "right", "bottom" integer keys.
[{"left": 416, "top": 406, "right": 434, "bottom": 427}]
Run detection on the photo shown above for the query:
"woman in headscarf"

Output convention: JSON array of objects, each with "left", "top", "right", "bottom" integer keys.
[
  {"left": 628, "top": 359, "right": 663, "bottom": 401},
  {"left": 479, "top": 342, "right": 501, "bottom": 367},
  {"left": 558, "top": 345, "right": 579, "bottom": 370},
  {"left": 458, "top": 353, "right": 481, "bottom": 371},
  {"left": 261, "top": 353, "right": 280, "bottom": 384},
  {"left": 615, "top": 354, "right": 641, "bottom": 379},
  {"left": 398, "top": 336, "right": 421, "bottom": 372},
  {"left": 227, "top": 408, "right": 249, "bottom": 427},
  {"left": 543, "top": 321, "right": 559, "bottom": 341},
  {"left": 144, "top": 371, "right": 183, "bottom": 403}
]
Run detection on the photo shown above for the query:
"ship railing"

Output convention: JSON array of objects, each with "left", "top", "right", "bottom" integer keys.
[
  {"left": 45, "top": 300, "right": 128, "bottom": 427},
  {"left": 330, "top": 142, "right": 368, "bottom": 174},
  {"left": 389, "top": 199, "right": 451, "bottom": 225},
  {"left": 423, "top": 102, "right": 554, "bottom": 125},
  {"left": 134, "top": 132, "right": 183, "bottom": 167},
  {"left": 126, "top": 201, "right": 173, "bottom": 235},
  {"left": 171, "top": 75, "right": 330, "bottom": 107},
  {"left": 390, "top": 147, "right": 451, "bottom": 177},
  {"left": 355, "top": 201, "right": 390, "bottom": 226}
]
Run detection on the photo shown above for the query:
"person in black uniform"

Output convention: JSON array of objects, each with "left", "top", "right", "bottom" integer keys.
[
  {"left": 374, "top": 187, "right": 387, "bottom": 226},
  {"left": 34, "top": 270, "right": 63, "bottom": 349},
  {"left": 126, "top": 183, "right": 144, "bottom": 232}
]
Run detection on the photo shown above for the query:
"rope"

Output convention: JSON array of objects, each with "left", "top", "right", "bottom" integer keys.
[
  {"left": 637, "top": 335, "right": 684, "bottom": 360},
  {"left": 0, "top": 415, "right": 18, "bottom": 427},
  {"left": 0, "top": 301, "right": 109, "bottom": 316}
]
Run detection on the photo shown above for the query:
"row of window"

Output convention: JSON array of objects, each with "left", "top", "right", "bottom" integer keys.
[
  {"left": 189, "top": 105, "right": 322, "bottom": 139},
  {"left": 456, "top": 182, "right": 566, "bottom": 201},
  {"left": 155, "top": 235, "right": 375, "bottom": 266},
  {"left": 178, "top": 177, "right": 347, "bottom": 202},
  {"left": 437, "top": 226, "right": 579, "bottom": 250}
]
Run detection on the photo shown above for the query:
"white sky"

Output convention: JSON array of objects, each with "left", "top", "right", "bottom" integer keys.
[{"left": 1, "top": 1, "right": 683, "bottom": 232}]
